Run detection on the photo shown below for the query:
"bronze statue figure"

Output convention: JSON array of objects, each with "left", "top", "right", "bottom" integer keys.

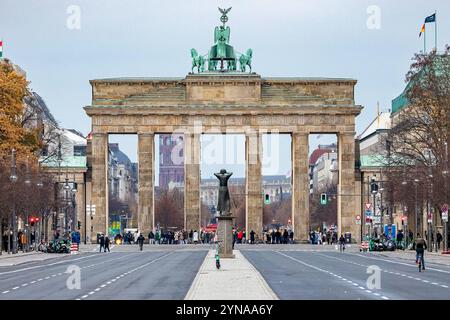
[{"left": 214, "top": 169, "right": 233, "bottom": 215}]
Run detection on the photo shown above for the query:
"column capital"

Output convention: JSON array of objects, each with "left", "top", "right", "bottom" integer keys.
[
  {"left": 138, "top": 132, "right": 154, "bottom": 136},
  {"left": 339, "top": 131, "right": 356, "bottom": 137}
]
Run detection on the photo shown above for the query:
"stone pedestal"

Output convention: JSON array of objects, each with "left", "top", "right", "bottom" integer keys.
[{"left": 217, "top": 215, "right": 235, "bottom": 259}]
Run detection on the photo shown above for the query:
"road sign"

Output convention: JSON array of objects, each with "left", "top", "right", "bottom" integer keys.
[
  {"left": 365, "top": 203, "right": 372, "bottom": 210},
  {"left": 442, "top": 203, "right": 449, "bottom": 212},
  {"left": 442, "top": 204, "right": 448, "bottom": 222},
  {"left": 427, "top": 213, "right": 433, "bottom": 223},
  {"left": 372, "top": 216, "right": 381, "bottom": 224},
  {"left": 365, "top": 210, "right": 372, "bottom": 217},
  {"left": 356, "top": 215, "right": 361, "bottom": 220}
]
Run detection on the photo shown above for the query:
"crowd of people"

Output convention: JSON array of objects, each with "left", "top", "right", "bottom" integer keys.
[{"left": 262, "top": 229, "right": 294, "bottom": 244}]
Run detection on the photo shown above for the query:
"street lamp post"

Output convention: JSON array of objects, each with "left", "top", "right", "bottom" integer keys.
[
  {"left": 63, "top": 175, "right": 70, "bottom": 236},
  {"left": 414, "top": 178, "right": 420, "bottom": 239},
  {"left": 444, "top": 142, "right": 449, "bottom": 252},
  {"left": 24, "top": 156, "right": 32, "bottom": 252},
  {"left": 9, "top": 149, "right": 18, "bottom": 254},
  {"left": 370, "top": 176, "right": 379, "bottom": 237}
]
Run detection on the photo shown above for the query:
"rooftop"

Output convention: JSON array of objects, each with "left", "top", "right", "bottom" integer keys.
[{"left": 358, "top": 111, "right": 391, "bottom": 141}]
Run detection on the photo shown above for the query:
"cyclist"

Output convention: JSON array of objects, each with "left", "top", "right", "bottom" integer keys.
[
  {"left": 137, "top": 233, "right": 145, "bottom": 251},
  {"left": 339, "top": 234, "right": 346, "bottom": 252},
  {"left": 413, "top": 233, "right": 427, "bottom": 271}
]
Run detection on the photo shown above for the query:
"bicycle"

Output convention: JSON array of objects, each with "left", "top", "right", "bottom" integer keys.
[{"left": 417, "top": 251, "right": 425, "bottom": 272}]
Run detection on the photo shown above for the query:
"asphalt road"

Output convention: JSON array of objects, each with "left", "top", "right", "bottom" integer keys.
[
  {"left": 241, "top": 248, "right": 450, "bottom": 300},
  {"left": 0, "top": 247, "right": 207, "bottom": 300},
  {"left": 2, "top": 244, "right": 450, "bottom": 300}
]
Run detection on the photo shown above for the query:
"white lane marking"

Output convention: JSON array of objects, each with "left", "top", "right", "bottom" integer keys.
[
  {"left": 81, "top": 295, "right": 89, "bottom": 298},
  {"left": 77, "top": 252, "right": 174, "bottom": 300},
  {"left": 21, "top": 284, "right": 28, "bottom": 287},
  {"left": 315, "top": 251, "right": 450, "bottom": 291},
  {"left": 1, "top": 252, "right": 142, "bottom": 295},
  {"left": 348, "top": 252, "right": 450, "bottom": 274},
  {"left": 381, "top": 296, "right": 389, "bottom": 300},
  {"left": 2, "top": 290, "right": 10, "bottom": 294},
  {"left": 12, "top": 287, "right": 19, "bottom": 290},
  {"left": 0, "top": 254, "right": 99, "bottom": 275},
  {"left": 277, "top": 251, "right": 389, "bottom": 300}
]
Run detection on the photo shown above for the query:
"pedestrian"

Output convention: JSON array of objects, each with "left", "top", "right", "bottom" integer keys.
[
  {"left": 271, "top": 230, "right": 276, "bottom": 244},
  {"left": 193, "top": 230, "right": 199, "bottom": 244},
  {"left": 137, "top": 233, "right": 145, "bottom": 251},
  {"left": 283, "top": 230, "right": 288, "bottom": 244},
  {"left": 289, "top": 230, "right": 294, "bottom": 244},
  {"left": 104, "top": 236, "right": 110, "bottom": 252},
  {"left": 339, "top": 234, "right": 345, "bottom": 252},
  {"left": 189, "top": 230, "right": 194, "bottom": 244},
  {"left": 237, "top": 230, "right": 243, "bottom": 243},
  {"left": 232, "top": 230, "right": 236, "bottom": 249},
  {"left": 250, "top": 230, "right": 255, "bottom": 244},
  {"left": 148, "top": 231, "right": 155, "bottom": 244},
  {"left": 179, "top": 230, "right": 184, "bottom": 244},
  {"left": 436, "top": 231, "right": 443, "bottom": 250},
  {"left": 99, "top": 234, "right": 105, "bottom": 252}
]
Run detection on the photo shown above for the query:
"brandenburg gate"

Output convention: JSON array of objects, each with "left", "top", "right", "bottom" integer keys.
[{"left": 84, "top": 8, "right": 362, "bottom": 242}]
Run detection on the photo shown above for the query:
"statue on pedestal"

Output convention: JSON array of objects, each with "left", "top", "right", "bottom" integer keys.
[{"left": 214, "top": 169, "right": 233, "bottom": 216}]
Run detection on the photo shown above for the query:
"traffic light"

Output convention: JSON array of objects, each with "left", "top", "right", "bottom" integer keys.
[
  {"left": 320, "top": 193, "right": 327, "bottom": 205},
  {"left": 77, "top": 220, "right": 81, "bottom": 230},
  {"left": 370, "top": 178, "right": 379, "bottom": 194},
  {"left": 30, "top": 217, "right": 35, "bottom": 226},
  {"left": 264, "top": 194, "right": 270, "bottom": 204}
]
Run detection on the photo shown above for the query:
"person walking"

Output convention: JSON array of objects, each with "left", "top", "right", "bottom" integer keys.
[
  {"left": 283, "top": 230, "right": 288, "bottom": 244},
  {"left": 137, "top": 233, "right": 145, "bottom": 251},
  {"left": 437, "top": 231, "right": 443, "bottom": 251},
  {"left": 104, "top": 236, "right": 110, "bottom": 252},
  {"left": 193, "top": 230, "right": 199, "bottom": 244},
  {"left": 339, "top": 234, "right": 346, "bottom": 252},
  {"left": 250, "top": 230, "right": 255, "bottom": 244},
  {"left": 289, "top": 230, "right": 294, "bottom": 244},
  {"left": 99, "top": 234, "right": 105, "bottom": 252},
  {"left": 148, "top": 231, "right": 155, "bottom": 244}
]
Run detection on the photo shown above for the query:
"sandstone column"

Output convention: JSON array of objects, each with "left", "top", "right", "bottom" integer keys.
[
  {"left": 338, "top": 132, "right": 357, "bottom": 241},
  {"left": 184, "top": 133, "right": 201, "bottom": 232},
  {"left": 245, "top": 131, "right": 263, "bottom": 241},
  {"left": 291, "top": 132, "right": 310, "bottom": 242},
  {"left": 138, "top": 133, "right": 154, "bottom": 238},
  {"left": 91, "top": 132, "right": 108, "bottom": 241},
  {"left": 76, "top": 180, "right": 86, "bottom": 242}
]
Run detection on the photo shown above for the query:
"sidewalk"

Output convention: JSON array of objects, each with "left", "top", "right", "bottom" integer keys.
[
  {"left": 185, "top": 250, "right": 278, "bottom": 300},
  {"left": 0, "top": 251, "right": 66, "bottom": 267},
  {"left": 0, "top": 244, "right": 93, "bottom": 267}
]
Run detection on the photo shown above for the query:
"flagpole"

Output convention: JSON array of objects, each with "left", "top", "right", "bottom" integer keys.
[
  {"left": 424, "top": 25, "right": 426, "bottom": 54},
  {"left": 435, "top": 11, "right": 437, "bottom": 51}
]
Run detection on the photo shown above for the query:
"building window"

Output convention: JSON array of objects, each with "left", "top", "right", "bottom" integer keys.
[{"left": 73, "top": 145, "right": 86, "bottom": 156}]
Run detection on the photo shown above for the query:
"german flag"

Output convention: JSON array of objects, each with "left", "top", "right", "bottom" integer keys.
[{"left": 419, "top": 24, "right": 425, "bottom": 37}]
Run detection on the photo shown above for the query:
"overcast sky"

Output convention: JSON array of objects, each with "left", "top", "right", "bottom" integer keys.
[{"left": 1, "top": 0, "right": 449, "bottom": 178}]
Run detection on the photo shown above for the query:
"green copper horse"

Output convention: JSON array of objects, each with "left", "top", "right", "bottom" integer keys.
[
  {"left": 239, "top": 49, "right": 253, "bottom": 72},
  {"left": 191, "top": 48, "right": 205, "bottom": 73}
]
